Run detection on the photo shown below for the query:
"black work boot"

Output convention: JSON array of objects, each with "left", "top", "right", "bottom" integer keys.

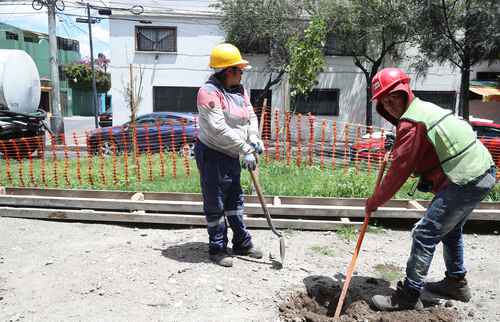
[
  {"left": 232, "top": 246, "right": 263, "bottom": 259},
  {"left": 209, "top": 251, "right": 233, "bottom": 267},
  {"left": 370, "top": 281, "right": 424, "bottom": 311},
  {"left": 425, "top": 274, "right": 471, "bottom": 302}
]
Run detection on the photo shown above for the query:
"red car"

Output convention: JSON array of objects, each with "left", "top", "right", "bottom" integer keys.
[
  {"left": 471, "top": 121, "right": 500, "bottom": 179},
  {"left": 349, "top": 131, "right": 395, "bottom": 161}
]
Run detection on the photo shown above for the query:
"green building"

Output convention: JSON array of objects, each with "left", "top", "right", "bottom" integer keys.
[{"left": 0, "top": 22, "right": 95, "bottom": 117}]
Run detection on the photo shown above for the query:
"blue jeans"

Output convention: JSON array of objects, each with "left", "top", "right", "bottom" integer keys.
[
  {"left": 404, "top": 166, "right": 497, "bottom": 292},
  {"left": 194, "top": 142, "right": 253, "bottom": 254}
]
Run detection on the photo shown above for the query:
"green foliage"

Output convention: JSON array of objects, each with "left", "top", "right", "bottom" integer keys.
[
  {"left": 64, "top": 61, "right": 111, "bottom": 92},
  {"left": 336, "top": 225, "right": 357, "bottom": 242},
  {"left": 411, "top": 0, "right": 500, "bottom": 119},
  {"left": 305, "top": 0, "right": 416, "bottom": 125},
  {"left": 212, "top": 0, "right": 304, "bottom": 68},
  {"left": 287, "top": 16, "right": 328, "bottom": 99},
  {"left": 310, "top": 245, "right": 336, "bottom": 257}
]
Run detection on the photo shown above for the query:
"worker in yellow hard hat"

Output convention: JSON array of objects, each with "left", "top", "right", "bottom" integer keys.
[{"left": 194, "top": 43, "right": 264, "bottom": 267}]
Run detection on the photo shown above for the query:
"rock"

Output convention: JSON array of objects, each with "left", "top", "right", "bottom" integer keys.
[
  {"left": 134, "top": 228, "right": 139, "bottom": 231},
  {"left": 494, "top": 230, "right": 499, "bottom": 235},
  {"left": 126, "top": 241, "right": 132, "bottom": 245},
  {"left": 98, "top": 291, "right": 105, "bottom": 296},
  {"left": 445, "top": 300, "right": 454, "bottom": 308},
  {"left": 0, "top": 296, "right": 3, "bottom": 301},
  {"left": 468, "top": 310, "right": 475, "bottom": 317},
  {"left": 45, "top": 261, "right": 54, "bottom": 266},
  {"left": 140, "top": 233, "right": 148, "bottom": 237},
  {"left": 85, "top": 249, "right": 91, "bottom": 253},
  {"left": 215, "top": 285, "right": 224, "bottom": 292},
  {"left": 474, "top": 233, "right": 478, "bottom": 238}
]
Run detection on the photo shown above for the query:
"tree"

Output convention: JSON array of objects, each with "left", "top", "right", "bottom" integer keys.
[
  {"left": 411, "top": 0, "right": 500, "bottom": 120},
  {"left": 287, "top": 16, "right": 328, "bottom": 100},
  {"left": 307, "top": 0, "right": 416, "bottom": 126},
  {"left": 213, "top": 0, "right": 305, "bottom": 106}
]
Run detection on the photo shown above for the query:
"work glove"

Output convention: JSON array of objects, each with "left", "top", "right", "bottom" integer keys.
[
  {"left": 249, "top": 135, "right": 264, "bottom": 155},
  {"left": 365, "top": 196, "right": 378, "bottom": 213},
  {"left": 241, "top": 153, "right": 257, "bottom": 171}
]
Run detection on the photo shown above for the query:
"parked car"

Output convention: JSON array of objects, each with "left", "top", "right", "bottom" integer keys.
[
  {"left": 471, "top": 121, "right": 500, "bottom": 174},
  {"left": 87, "top": 112, "right": 198, "bottom": 156},
  {"left": 98, "top": 108, "right": 112, "bottom": 128},
  {"left": 349, "top": 131, "right": 395, "bottom": 161}
]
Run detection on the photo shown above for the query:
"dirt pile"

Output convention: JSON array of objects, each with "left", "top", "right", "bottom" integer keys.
[{"left": 279, "top": 275, "right": 461, "bottom": 322}]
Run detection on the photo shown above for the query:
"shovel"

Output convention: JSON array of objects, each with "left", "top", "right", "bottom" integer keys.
[
  {"left": 334, "top": 152, "right": 390, "bottom": 318},
  {"left": 248, "top": 166, "right": 286, "bottom": 266}
]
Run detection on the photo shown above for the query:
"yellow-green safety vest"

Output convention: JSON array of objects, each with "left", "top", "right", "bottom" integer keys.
[{"left": 400, "top": 98, "right": 494, "bottom": 185}]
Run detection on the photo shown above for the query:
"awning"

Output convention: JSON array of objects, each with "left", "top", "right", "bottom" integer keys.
[{"left": 470, "top": 80, "right": 500, "bottom": 102}]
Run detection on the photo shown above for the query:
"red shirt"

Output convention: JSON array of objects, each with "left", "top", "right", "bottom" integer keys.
[{"left": 370, "top": 120, "right": 450, "bottom": 208}]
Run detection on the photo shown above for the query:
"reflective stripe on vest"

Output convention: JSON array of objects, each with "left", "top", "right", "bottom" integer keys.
[{"left": 400, "top": 98, "right": 494, "bottom": 185}]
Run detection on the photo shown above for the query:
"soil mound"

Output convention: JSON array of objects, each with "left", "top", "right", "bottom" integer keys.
[{"left": 279, "top": 275, "right": 461, "bottom": 322}]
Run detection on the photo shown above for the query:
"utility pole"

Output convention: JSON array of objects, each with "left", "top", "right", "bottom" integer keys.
[
  {"left": 47, "top": 0, "right": 64, "bottom": 136},
  {"left": 87, "top": 3, "right": 99, "bottom": 128}
]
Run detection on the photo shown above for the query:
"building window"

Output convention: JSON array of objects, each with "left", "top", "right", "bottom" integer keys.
[
  {"left": 57, "top": 37, "right": 79, "bottom": 51},
  {"left": 153, "top": 86, "right": 198, "bottom": 113},
  {"left": 6, "top": 31, "right": 18, "bottom": 40},
  {"left": 23, "top": 33, "right": 39, "bottom": 43},
  {"left": 293, "top": 89, "right": 340, "bottom": 116},
  {"left": 476, "top": 72, "right": 500, "bottom": 81},
  {"left": 413, "top": 91, "right": 456, "bottom": 112},
  {"left": 136, "top": 26, "right": 177, "bottom": 52}
]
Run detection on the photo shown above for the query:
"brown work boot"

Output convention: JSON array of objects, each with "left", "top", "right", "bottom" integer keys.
[
  {"left": 370, "top": 281, "right": 423, "bottom": 311},
  {"left": 209, "top": 251, "right": 233, "bottom": 267},
  {"left": 232, "top": 246, "right": 263, "bottom": 259},
  {"left": 425, "top": 274, "right": 471, "bottom": 302}
]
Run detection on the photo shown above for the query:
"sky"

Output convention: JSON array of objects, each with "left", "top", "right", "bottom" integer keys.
[{"left": 0, "top": 2, "right": 110, "bottom": 59}]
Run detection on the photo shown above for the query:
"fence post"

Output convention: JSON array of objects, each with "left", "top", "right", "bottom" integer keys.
[
  {"left": 296, "top": 113, "right": 302, "bottom": 166},
  {"left": 367, "top": 126, "right": 373, "bottom": 176},
  {"left": 354, "top": 125, "right": 361, "bottom": 175},
  {"left": 85, "top": 131, "right": 94, "bottom": 186},
  {"left": 144, "top": 123, "right": 153, "bottom": 181},
  {"left": 181, "top": 120, "right": 190, "bottom": 176},
  {"left": 156, "top": 120, "right": 166, "bottom": 177},
  {"left": 50, "top": 134, "right": 58, "bottom": 187},
  {"left": 332, "top": 121, "right": 337, "bottom": 172},
  {"left": 320, "top": 120, "right": 326, "bottom": 170},
  {"left": 343, "top": 123, "right": 349, "bottom": 175},
  {"left": 285, "top": 112, "right": 291, "bottom": 166},
  {"left": 121, "top": 126, "right": 129, "bottom": 185},
  {"left": 73, "top": 132, "right": 82, "bottom": 185},
  {"left": 38, "top": 135, "right": 47, "bottom": 186},
  {"left": 307, "top": 113, "right": 315, "bottom": 166},
  {"left": 169, "top": 120, "right": 177, "bottom": 178},
  {"left": 274, "top": 109, "right": 280, "bottom": 161}
]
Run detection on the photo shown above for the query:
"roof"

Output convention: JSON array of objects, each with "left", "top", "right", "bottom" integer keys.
[{"left": 470, "top": 80, "right": 500, "bottom": 102}]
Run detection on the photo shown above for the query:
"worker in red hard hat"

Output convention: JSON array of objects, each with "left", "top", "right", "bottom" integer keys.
[{"left": 367, "top": 67, "right": 496, "bottom": 311}]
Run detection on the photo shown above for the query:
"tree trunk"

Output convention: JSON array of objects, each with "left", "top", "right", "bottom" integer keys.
[
  {"left": 365, "top": 81, "right": 372, "bottom": 126},
  {"left": 256, "top": 70, "right": 285, "bottom": 106},
  {"left": 458, "top": 67, "right": 470, "bottom": 121}
]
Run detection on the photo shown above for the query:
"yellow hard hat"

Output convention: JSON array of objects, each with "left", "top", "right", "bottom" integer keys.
[{"left": 209, "top": 43, "right": 249, "bottom": 69}]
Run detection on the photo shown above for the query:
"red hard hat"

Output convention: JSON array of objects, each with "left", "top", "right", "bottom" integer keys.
[
  {"left": 372, "top": 68, "right": 414, "bottom": 125},
  {"left": 371, "top": 67, "right": 412, "bottom": 101}
]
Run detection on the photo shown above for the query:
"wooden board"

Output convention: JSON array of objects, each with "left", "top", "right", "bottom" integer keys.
[
  {"left": 0, "top": 194, "right": 498, "bottom": 221},
  {"left": 0, "top": 207, "right": 360, "bottom": 231}
]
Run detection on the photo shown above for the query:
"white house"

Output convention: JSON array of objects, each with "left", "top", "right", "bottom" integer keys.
[{"left": 108, "top": 0, "right": 498, "bottom": 130}]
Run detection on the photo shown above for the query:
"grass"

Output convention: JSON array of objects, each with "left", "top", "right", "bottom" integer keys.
[
  {"left": 336, "top": 226, "right": 358, "bottom": 242},
  {"left": 0, "top": 155, "right": 498, "bottom": 202},
  {"left": 374, "top": 263, "right": 404, "bottom": 282},
  {"left": 309, "top": 245, "right": 336, "bottom": 257}
]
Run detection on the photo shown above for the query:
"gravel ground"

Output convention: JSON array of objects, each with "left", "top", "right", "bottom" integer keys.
[{"left": 1, "top": 217, "right": 499, "bottom": 322}]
